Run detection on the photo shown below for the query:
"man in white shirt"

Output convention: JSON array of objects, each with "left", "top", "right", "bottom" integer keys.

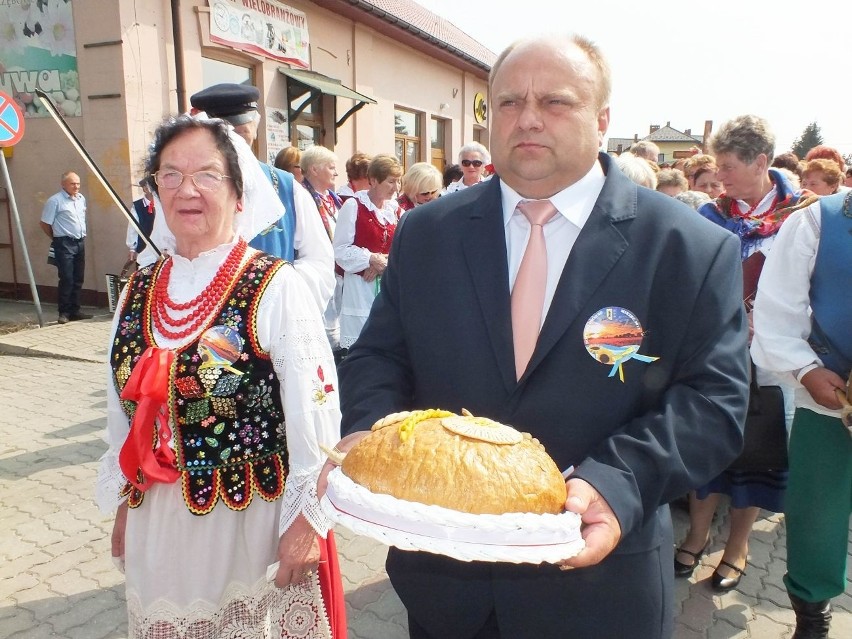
[
  {"left": 751, "top": 192, "right": 852, "bottom": 639},
  {"left": 40, "top": 171, "right": 92, "bottom": 324}
]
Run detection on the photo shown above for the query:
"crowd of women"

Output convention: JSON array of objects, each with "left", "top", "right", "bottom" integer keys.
[
  {"left": 271, "top": 140, "right": 491, "bottom": 355},
  {"left": 94, "top": 107, "right": 848, "bottom": 638},
  {"left": 617, "top": 116, "right": 851, "bottom": 638}
]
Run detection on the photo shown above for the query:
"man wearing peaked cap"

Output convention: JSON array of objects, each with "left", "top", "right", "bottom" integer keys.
[
  {"left": 189, "top": 82, "right": 334, "bottom": 313},
  {"left": 190, "top": 83, "right": 260, "bottom": 126}
]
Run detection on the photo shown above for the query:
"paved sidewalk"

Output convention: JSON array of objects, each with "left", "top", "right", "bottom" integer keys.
[{"left": 1, "top": 307, "right": 850, "bottom": 638}]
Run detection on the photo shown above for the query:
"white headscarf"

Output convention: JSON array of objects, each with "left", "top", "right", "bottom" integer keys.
[{"left": 137, "top": 114, "right": 285, "bottom": 267}]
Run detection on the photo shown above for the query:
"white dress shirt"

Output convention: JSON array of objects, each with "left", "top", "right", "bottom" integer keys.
[{"left": 501, "top": 160, "right": 606, "bottom": 326}]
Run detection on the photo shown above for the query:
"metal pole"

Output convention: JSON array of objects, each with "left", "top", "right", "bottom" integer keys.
[
  {"left": 34, "top": 89, "right": 160, "bottom": 256},
  {"left": 0, "top": 153, "right": 44, "bottom": 327}
]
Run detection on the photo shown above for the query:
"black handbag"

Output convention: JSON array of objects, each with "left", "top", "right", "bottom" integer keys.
[{"left": 728, "top": 363, "right": 789, "bottom": 472}]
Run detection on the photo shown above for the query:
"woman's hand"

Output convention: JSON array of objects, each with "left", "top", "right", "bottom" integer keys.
[
  {"left": 369, "top": 253, "right": 388, "bottom": 275},
  {"left": 274, "top": 514, "right": 321, "bottom": 588},
  {"left": 111, "top": 502, "right": 129, "bottom": 570},
  {"left": 361, "top": 265, "right": 380, "bottom": 282}
]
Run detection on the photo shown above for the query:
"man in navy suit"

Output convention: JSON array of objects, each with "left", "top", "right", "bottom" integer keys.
[{"left": 332, "top": 34, "right": 749, "bottom": 638}]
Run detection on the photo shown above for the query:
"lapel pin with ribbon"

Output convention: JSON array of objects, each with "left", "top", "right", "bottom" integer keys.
[{"left": 583, "top": 307, "right": 658, "bottom": 382}]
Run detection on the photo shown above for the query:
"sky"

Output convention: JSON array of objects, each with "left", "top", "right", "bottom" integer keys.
[{"left": 416, "top": 0, "right": 852, "bottom": 156}]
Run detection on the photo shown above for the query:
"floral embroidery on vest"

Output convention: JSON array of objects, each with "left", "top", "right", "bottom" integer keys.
[{"left": 112, "top": 253, "right": 288, "bottom": 515}]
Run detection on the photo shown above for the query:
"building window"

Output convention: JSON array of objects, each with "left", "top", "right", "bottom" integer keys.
[
  {"left": 394, "top": 108, "right": 421, "bottom": 172},
  {"left": 201, "top": 57, "right": 253, "bottom": 88},
  {"left": 430, "top": 117, "right": 447, "bottom": 172},
  {"left": 473, "top": 126, "right": 487, "bottom": 148},
  {"left": 201, "top": 58, "right": 256, "bottom": 152},
  {"left": 288, "top": 81, "right": 324, "bottom": 149}
]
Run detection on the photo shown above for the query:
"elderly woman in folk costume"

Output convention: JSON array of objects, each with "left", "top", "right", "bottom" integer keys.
[
  {"left": 332, "top": 154, "right": 403, "bottom": 351},
  {"left": 96, "top": 116, "right": 345, "bottom": 638},
  {"left": 300, "top": 145, "right": 345, "bottom": 356},
  {"left": 673, "top": 115, "right": 817, "bottom": 592}
]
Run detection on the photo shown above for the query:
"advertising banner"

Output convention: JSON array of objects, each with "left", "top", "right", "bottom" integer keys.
[
  {"left": 265, "top": 105, "right": 289, "bottom": 164},
  {"left": 0, "top": 0, "right": 80, "bottom": 118}
]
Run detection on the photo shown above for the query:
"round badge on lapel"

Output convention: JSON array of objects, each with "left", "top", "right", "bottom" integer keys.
[{"left": 583, "top": 307, "right": 658, "bottom": 382}]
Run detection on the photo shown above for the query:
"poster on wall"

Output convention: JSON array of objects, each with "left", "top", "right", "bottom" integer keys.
[
  {"left": 209, "top": 0, "right": 310, "bottom": 69},
  {"left": 265, "top": 105, "right": 289, "bottom": 164},
  {"left": 0, "top": 0, "right": 80, "bottom": 118}
]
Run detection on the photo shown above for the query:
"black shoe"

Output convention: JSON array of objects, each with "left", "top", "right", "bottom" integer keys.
[
  {"left": 68, "top": 312, "right": 94, "bottom": 321},
  {"left": 674, "top": 545, "right": 705, "bottom": 577},
  {"left": 790, "top": 593, "right": 831, "bottom": 639},
  {"left": 711, "top": 559, "right": 746, "bottom": 592},
  {"left": 57, "top": 314, "right": 69, "bottom": 324}
]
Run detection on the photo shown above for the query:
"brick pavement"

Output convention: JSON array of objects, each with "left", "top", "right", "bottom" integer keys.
[{"left": 1, "top": 313, "right": 850, "bottom": 638}]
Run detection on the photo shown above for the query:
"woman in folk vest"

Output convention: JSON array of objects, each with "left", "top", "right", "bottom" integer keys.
[
  {"left": 333, "top": 154, "right": 403, "bottom": 351},
  {"left": 97, "top": 116, "right": 345, "bottom": 638}
]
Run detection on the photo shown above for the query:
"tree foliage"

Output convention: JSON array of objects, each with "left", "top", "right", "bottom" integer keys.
[{"left": 791, "top": 122, "right": 824, "bottom": 159}]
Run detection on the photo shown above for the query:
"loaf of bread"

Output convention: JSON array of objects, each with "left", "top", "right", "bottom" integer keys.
[{"left": 340, "top": 410, "right": 567, "bottom": 515}]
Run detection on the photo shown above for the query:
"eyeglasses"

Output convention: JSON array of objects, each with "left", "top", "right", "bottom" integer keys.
[
  {"left": 153, "top": 170, "right": 232, "bottom": 191},
  {"left": 461, "top": 159, "right": 483, "bottom": 168}
]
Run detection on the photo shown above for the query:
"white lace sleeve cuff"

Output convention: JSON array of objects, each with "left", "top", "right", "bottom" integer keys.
[
  {"left": 279, "top": 465, "right": 333, "bottom": 537},
  {"left": 95, "top": 451, "right": 128, "bottom": 515}
]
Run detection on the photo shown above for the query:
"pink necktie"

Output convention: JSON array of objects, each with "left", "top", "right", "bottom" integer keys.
[{"left": 511, "top": 199, "right": 558, "bottom": 380}]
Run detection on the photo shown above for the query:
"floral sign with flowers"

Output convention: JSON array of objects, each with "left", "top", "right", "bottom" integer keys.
[{"left": 0, "top": 0, "right": 80, "bottom": 118}]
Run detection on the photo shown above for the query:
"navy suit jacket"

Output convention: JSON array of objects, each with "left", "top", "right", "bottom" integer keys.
[{"left": 339, "top": 153, "right": 749, "bottom": 637}]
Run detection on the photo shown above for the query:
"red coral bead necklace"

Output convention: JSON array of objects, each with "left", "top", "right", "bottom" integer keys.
[{"left": 152, "top": 238, "right": 248, "bottom": 340}]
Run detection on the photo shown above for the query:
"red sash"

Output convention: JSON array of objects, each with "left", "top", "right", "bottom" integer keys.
[{"left": 118, "top": 347, "right": 180, "bottom": 491}]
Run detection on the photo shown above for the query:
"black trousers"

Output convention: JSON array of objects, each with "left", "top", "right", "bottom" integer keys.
[
  {"left": 53, "top": 236, "right": 85, "bottom": 316},
  {"left": 409, "top": 611, "right": 500, "bottom": 639},
  {"left": 390, "top": 542, "right": 673, "bottom": 639}
]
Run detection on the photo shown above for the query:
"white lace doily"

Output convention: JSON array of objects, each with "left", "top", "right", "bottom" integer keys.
[{"left": 321, "top": 468, "right": 584, "bottom": 564}]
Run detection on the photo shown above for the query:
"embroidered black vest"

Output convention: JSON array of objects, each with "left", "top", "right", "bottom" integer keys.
[{"left": 111, "top": 252, "right": 288, "bottom": 515}]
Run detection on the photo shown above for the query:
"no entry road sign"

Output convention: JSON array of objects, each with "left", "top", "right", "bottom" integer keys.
[{"left": 0, "top": 91, "right": 25, "bottom": 147}]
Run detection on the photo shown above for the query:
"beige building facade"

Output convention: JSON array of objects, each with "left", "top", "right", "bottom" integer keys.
[{"left": 0, "top": 0, "right": 493, "bottom": 305}]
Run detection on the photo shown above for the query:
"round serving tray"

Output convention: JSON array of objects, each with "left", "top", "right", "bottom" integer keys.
[{"left": 321, "top": 467, "right": 584, "bottom": 564}]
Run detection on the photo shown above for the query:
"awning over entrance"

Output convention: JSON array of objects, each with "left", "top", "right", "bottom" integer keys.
[{"left": 278, "top": 67, "right": 376, "bottom": 129}]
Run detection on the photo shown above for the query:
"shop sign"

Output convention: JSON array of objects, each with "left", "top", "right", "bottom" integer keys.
[{"left": 209, "top": 0, "right": 310, "bottom": 69}]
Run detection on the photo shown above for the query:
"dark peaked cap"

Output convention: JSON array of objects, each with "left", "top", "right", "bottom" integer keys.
[{"left": 190, "top": 83, "right": 260, "bottom": 125}]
